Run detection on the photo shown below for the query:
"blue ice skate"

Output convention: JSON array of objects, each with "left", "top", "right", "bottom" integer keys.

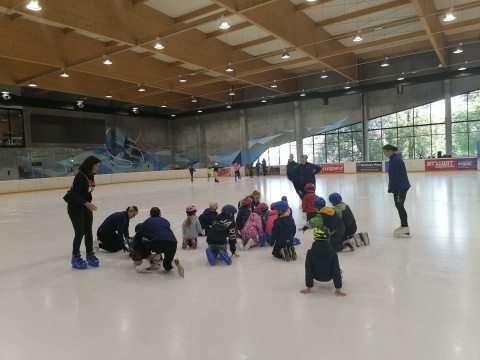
[
  {"left": 293, "top": 238, "right": 301, "bottom": 245},
  {"left": 71, "top": 253, "right": 88, "bottom": 269},
  {"left": 86, "top": 252, "right": 99, "bottom": 267},
  {"left": 260, "top": 233, "right": 270, "bottom": 247},
  {"left": 218, "top": 250, "right": 232, "bottom": 265},
  {"left": 206, "top": 248, "right": 216, "bottom": 266}
]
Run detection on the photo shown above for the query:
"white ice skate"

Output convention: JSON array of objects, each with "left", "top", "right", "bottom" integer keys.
[
  {"left": 135, "top": 259, "right": 153, "bottom": 273},
  {"left": 148, "top": 254, "right": 162, "bottom": 270},
  {"left": 244, "top": 238, "right": 254, "bottom": 251},
  {"left": 344, "top": 238, "right": 355, "bottom": 251},
  {"left": 93, "top": 238, "right": 100, "bottom": 252},
  {"left": 237, "top": 240, "right": 244, "bottom": 251},
  {"left": 393, "top": 226, "right": 410, "bottom": 236},
  {"left": 174, "top": 259, "right": 184, "bottom": 278},
  {"left": 353, "top": 234, "right": 363, "bottom": 247},
  {"left": 360, "top": 232, "right": 370, "bottom": 245}
]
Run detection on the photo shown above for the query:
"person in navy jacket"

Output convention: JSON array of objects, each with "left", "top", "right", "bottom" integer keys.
[
  {"left": 96, "top": 206, "right": 138, "bottom": 252},
  {"left": 382, "top": 144, "right": 411, "bottom": 236},
  {"left": 292, "top": 155, "right": 322, "bottom": 198}
]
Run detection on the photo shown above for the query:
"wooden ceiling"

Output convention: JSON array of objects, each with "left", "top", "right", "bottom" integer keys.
[{"left": 0, "top": 0, "right": 478, "bottom": 113}]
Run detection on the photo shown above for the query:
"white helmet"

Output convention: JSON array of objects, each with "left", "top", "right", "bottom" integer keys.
[{"left": 215, "top": 162, "right": 218, "bottom": 165}]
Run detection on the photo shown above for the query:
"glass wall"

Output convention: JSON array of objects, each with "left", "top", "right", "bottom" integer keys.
[
  {"left": 0, "top": 107, "right": 24, "bottom": 147},
  {"left": 452, "top": 90, "right": 480, "bottom": 157}
]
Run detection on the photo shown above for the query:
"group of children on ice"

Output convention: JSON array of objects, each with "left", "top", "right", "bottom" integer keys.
[{"left": 95, "top": 182, "right": 369, "bottom": 296}]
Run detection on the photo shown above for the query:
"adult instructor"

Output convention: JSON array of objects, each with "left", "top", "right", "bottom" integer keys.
[{"left": 292, "top": 155, "right": 322, "bottom": 199}]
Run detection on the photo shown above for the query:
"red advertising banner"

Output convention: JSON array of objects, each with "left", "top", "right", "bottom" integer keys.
[
  {"left": 424, "top": 159, "right": 457, "bottom": 171},
  {"left": 320, "top": 163, "right": 344, "bottom": 174},
  {"left": 218, "top": 168, "right": 231, "bottom": 176}
]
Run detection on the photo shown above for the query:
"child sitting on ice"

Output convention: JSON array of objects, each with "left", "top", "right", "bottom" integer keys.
[{"left": 238, "top": 207, "right": 264, "bottom": 251}]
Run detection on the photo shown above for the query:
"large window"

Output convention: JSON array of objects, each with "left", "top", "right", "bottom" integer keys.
[
  {"left": 452, "top": 90, "right": 480, "bottom": 156},
  {"left": 0, "top": 107, "right": 24, "bottom": 147}
]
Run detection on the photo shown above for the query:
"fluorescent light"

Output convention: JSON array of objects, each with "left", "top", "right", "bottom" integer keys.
[
  {"left": 226, "top": 63, "right": 234, "bottom": 72},
  {"left": 453, "top": 43, "right": 463, "bottom": 54},
  {"left": 321, "top": 70, "right": 328, "bottom": 78},
  {"left": 105, "top": 92, "right": 112, "bottom": 98},
  {"left": 219, "top": 16, "right": 230, "bottom": 29},
  {"left": 26, "top": 1, "right": 41, "bottom": 11},
  {"left": 443, "top": 7, "right": 455, "bottom": 22},
  {"left": 353, "top": 30, "right": 363, "bottom": 42},
  {"left": 102, "top": 55, "right": 112, "bottom": 65},
  {"left": 281, "top": 50, "right": 290, "bottom": 59},
  {"left": 28, "top": 80, "right": 37, "bottom": 87}
]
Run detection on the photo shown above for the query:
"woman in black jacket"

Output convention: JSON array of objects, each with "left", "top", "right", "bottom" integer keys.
[{"left": 67, "top": 155, "right": 101, "bottom": 269}]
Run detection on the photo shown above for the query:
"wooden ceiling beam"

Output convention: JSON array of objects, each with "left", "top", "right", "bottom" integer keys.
[
  {"left": 232, "top": 36, "right": 275, "bottom": 51},
  {"left": 174, "top": 4, "right": 220, "bottom": 23},
  {"left": 338, "top": 16, "right": 418, "bottom": 41},
  {"left": 295, "top": 0, "right": 335, "bottom": 12},
  {"left": 207, "top": 22, "right": 252, "bottom": 38},
  {"left": 410, "top": 0, "right": 448, "bottom": 66},
  {"left": 315, "top": 0, "right": 411, "bottom": 27}
]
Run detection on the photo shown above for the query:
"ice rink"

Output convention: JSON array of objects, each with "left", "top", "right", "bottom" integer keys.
[{"left": 1, "top": 171, "right": 479, "bottom": 360}]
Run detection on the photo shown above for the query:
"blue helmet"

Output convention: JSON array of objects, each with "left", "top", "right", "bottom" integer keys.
[
  {"left": 221, "top": 204, "right": 237, "bottom": 215},
  {"left": 328, "top": 193, "right": 342, "bottom": 205},
  {"left": 274, "top": 200, "right": 289, "bottom": 212},
  {"left": 312, "top": 197, "right": 326, "bottom": 208}
]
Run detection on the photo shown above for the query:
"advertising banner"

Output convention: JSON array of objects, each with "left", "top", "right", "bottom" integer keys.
[
  {"left": 456, "top": 158, "right": 477, "bottom": 170},
  {"left": 218, "top": 168, "right": 231, "bottom": 176},
  {"left": 356, "top": 162, "right": 382, "bottom": 172},
  {"left": 424, "top": 159, "right": 457, "bottom": 171},
  {"left": 320, "top": 163, "right": 344, "bottom": 174}
]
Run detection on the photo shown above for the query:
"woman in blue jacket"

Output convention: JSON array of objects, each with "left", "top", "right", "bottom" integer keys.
[
  {"left": 292, "top": 155, "right": 322, "bottom": 198},
  {"left": 96, "top": 206, "right": 138, "bottom": 252},
  {"left": 382, "top": 144, "right": 411, "bottom": 236}
]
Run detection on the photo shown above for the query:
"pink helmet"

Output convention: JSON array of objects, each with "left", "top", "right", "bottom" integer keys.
[
  {"left": 186, "top": 205, "right": 197, "bottom": 212},
  {"left": 258, "top": 202, "right": 269, "bottom": 211},
  {"left": 270, "top": 202, "right": 277, "bottom": 210}
]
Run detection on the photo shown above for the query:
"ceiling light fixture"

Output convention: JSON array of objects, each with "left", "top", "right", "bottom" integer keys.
[
  {"left": 353, "top": 30, "right": 363, "bottom": 42},
  {"left": 271, "top": 80, "right": 278, "bottom": 88},
  {"left": 154, "top": 38, "right": 164, "bottom": 50},
  {"left": 191, "top": 96, "right": 197, "bottom": 103},
  {"left": 219, "top": 16, "right": 230, "bottom": 29},
  {"left": 28, "top": 80, "right": 37, "bottom": 87},
  {"left": 102, "top": 55, "right": 112, "bottom": 65},
  {"left": 60, "top": 69, "right": 69, "bottom": 78},
  {"left": 138, "top": 85, "right": 146, "bottom": 92},
  {"left": 171, "top": 114, "right": 176, "bottom": 117},
  {"left": 458, "top": 62, "right": 467, "bottom": 71},
  {"left": 226, "top": 63, "right": 234, "bottom": 72},
  {"left": 321, "top": 70, "right": 328, "bottom": 78},
  {"left": 381, "top": 57, "right": 390, "bottom": 67},
  {"left": 261, "top": 97, "right": 267, "bottom": 103},
  {"left": 26, "top": 1, "right": 41, "bottom": 11},
  {"left": 229, "top": 86, "right": 235, "bottom": 96},
  {"left": 344, "top": 83, "right": 351, "bottom": 89},
  {"left": 161, "top": 102, "right": 167, "bottom": 108},
  {"left": 76, "top": 100, "right": 84, "bottom": 109},
  {"left": 179, "top": 75, "right": 187, "bottom": 83},
  {"left": 397, "top": 73, "right": 405, "bottom": 81},
  {"left": 453, "top": 43, "right": 463, "bottom": 54},
  {"left": 306, "top": 0, "right": 316, "bottom": 2},
  {"left": 226, "top": 103, "right": 232, "bottom": 109},
  {"left": 443, "top": 7, "right": 456, "bottom": 22},
  {"left": 281, "top": 50, "right": 290, "bottom": 59},
  {"left": 300, "top": 90, "right": 306, "bottom": 97},
  {"left": 105, "top": 91, "right": 112, "bottom": 98},
  {"left": 132, "top": 107, "right": 139, "bottom": 114},
  {"left": 197, "top": 109, "right": 203, "bottom": 113},
  {"left": 1, "top": 89, "right": 11, "bottom": 100}
]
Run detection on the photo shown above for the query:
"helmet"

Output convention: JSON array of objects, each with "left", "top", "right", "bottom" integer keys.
[
  {"left": 328, "top": 193, "right": 342, "bottom": 205},
  {"left": 312, "top": 197, "right": 326, "bottom": 208},
  {"left": 221, "top": 204, "right": 237, "bottom": 215},
  {"left": 258, "top": 202, "right": 268, "bottom": 211},
  {"left": 186, "top": 205, "right": 197, "bottom": 212},
  {"left": 241, "top": 197, "right": 253, "bottom": 206},
  {"left": 274, "top": 201, "right": 289, "bottom": 212},
  {"left": 215, "top": 162, "right": 218, "bottom": 165},
  {"left": 270, "top": 202, "right": 277, "bottom": 210},
  {"left": 304, "top": 183, "right": 315, "bottom": 190},
  {"left": 313, "top": 226, "right": 331, "bottom": 240},
  {"left": 253, "top": 207, "right": 263, "bottom": 216}
]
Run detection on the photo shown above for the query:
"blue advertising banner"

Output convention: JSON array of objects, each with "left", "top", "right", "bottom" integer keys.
[{"left": 457, "top": 158, "right": 477, "bottom": 170}]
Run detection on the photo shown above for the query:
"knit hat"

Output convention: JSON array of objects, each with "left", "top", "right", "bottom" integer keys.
[{"left": 313, "top": 226, "right": 331, "bottom": 241}]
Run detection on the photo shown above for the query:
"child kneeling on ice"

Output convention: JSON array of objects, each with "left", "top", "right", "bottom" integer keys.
[
  {"left": 270, "top": 201, "right": 297, "bottom": 261},
  {"left": 206, "top": 204, "right": 239, "bottom": 265},
  {"left": 238, "top": 207, "right": 264, "bottom": 250},
  {"left": 300, "top": 226, "right": 346, "bottom": 297}
]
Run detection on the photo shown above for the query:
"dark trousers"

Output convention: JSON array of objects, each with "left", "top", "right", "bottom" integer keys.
[
  {"left": 392, "top": 189, "right": 409, "bottom": 227},
  {"left": 97, "top": 232, "right": 122, "bottom": 252},
  {"left": 330, "top": 226, "right": 346, "bottom": 252},
  {"left": 235, "top": 171, "right": 241, "bottom": 180},
  {"left": 68, "top": 205, "right": 93, "bottom": 254},
  {"left": 132, "top": 234, "right": 177, "bottom": 271},
  {"left": 292, "top": 181, "right": 304, "bottom": 200},
  {"left": 343, "top": 224, "right": 357, "bottom": 240}
]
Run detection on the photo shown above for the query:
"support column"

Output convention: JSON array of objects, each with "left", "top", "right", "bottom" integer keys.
[
  {"left": 294, "top": 101, "right": 303, "bottom": 158},
  {"left": 361, "top": 92, "right": 369, "bottom": 161},
  {"left": 196, "top": 117, "right": 207, "bottom": 166},
  {"left": 168, "top": 119, "right": 176, "bottom": 168},
  {"left": 239, "top": 110, "right": 250, "bottom": 164},
  {"left": 444, "top": 79, "right": 452, "bottom": 155}
]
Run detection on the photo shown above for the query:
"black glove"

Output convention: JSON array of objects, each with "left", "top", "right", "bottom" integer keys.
[{"left": 388, "top": 189, "right": 392, "bottom": 193}]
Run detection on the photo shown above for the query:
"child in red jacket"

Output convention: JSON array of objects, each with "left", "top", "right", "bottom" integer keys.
[{"left": 302, "top": 183, "right": 318, "bottom": 220}]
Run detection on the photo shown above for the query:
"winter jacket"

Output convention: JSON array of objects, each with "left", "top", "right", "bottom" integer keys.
[
  {"left": 241, "top": 212, "right": 264, "bottom": 241},
  {"left": 265, "top": 211, "right": 278, "bottom": 235},
  {"left": 302, "top": 192, "right": 319, "bottom": 213},
  {"left": 199, "top": 208, "right": 218, "bottom": 228},
  {"left": 304, "top": 207, "right": 343, "bottom": 233},
  {"left": 182, "top": 217, "right": 203, "bottom": 239},
  {"left": 292, "top": 162, "right": 322, "bottom": 185},
  {"left": 333, "top": 202, "right": 356, "bottom": 227},
  {"left": 236, "top": 206, "right": 251, "bottom": 231},
  {"left": 207, "top": 213, "right": 237, "bottom": 254},
  {"left": 137, "top": 216, "right": 177, "bottom": 243},
  {"left": 387, "top": 153, "right": 411, "bottom": 191},
  {"left": 286, "top": 160, "right": 299, "bottom": 182},
  {"left": 97, "top": 211, "right": 130, "bottom": 247},
  {"left": 270, "top": 215, "right": 296, "bottom": 247},
  {"left": 305, "top": 241, "right": 342, "bottom": 289},
  {"left": 68, "top": 171, "right": 95, "bottom": 210}
]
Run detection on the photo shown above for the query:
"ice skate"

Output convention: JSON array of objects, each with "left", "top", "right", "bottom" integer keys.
[
  {"left": 259, "top": 233, "right": 269, "bottom": 247},
  {"left": 244, "top": 238, "right": 254, "bottom": 251},
  {"left": 289, "top": 246, "right": 297, "bottom": 260},
  {"left": 394, "top": 226, "right": 410, "bottom": 236},
  {"left": 135, "top": 259, "right": 153, "bottom": 273},
  {"left": 237, "top": 240, "right": 244, "bottom": 251},
  {"left": 86, "top": 252, "right": 99, "bottom": 267},
  {"left": 344, "top": 238, "right": 355, "bottom": 251},
  {"left": 148, "top": 254, "right": 162, "bottom": 270},
  {"left": 353, "top": 233, "right": 363, "bottom": 247},
  {"left": 93, "top": 238, "right": 100, "bottom": 252},
  {"left": 192, "top": 239, "right": 197, "bottom": 250},
  {"left": 280, "top": 248, "right": 290, "bottom": 262},
  {"left": 360, "top": 232, "right": 370, "bottom": 245},
  {"left": 218, "top": 250, "right": 232, "bottom": 265},
  {"left": 206, "top": 248, "right": 216, "bottom": 265},
  {"left": 174, "top": 259, "right": 184, "bottom": 278},
  {"left": 71, "top": 253, "right": 88, "bottom": 269},
  {"left": 182, "top": 239, "right": 187, "bottom": 249}
]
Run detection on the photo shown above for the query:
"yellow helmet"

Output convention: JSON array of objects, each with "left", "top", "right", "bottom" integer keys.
[{"left": 313, "top": 226, "right": 331, "bottom": 240}]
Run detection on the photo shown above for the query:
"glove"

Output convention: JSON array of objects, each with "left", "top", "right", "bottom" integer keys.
[{"left": 387, "top": 189, "right": 392, "bottom": 193}]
